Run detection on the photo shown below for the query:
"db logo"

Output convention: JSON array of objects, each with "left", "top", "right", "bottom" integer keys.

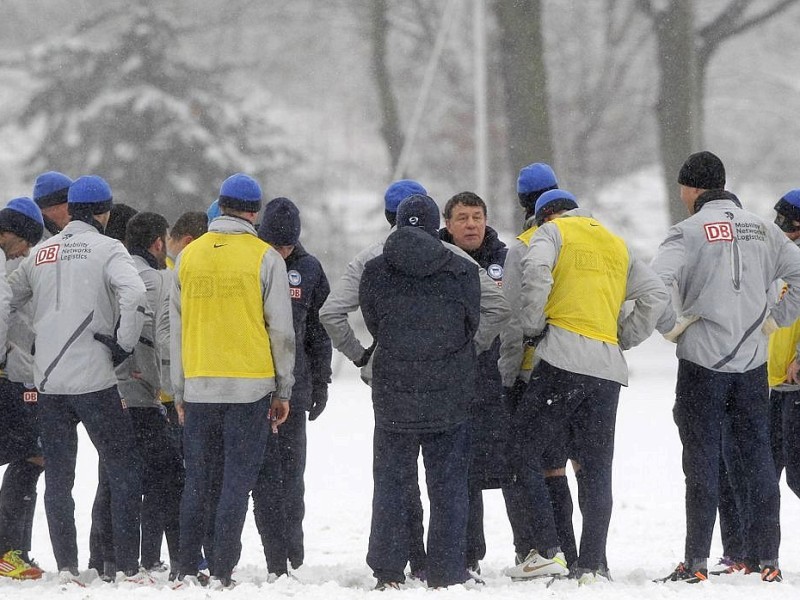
[
  {"left": 23, "top": 390, "right": 38, "bottom": 403},
  {"left": 704, "top": 222, "right": 733, "bottom": 242},
  {"left": 35, "top": 245, "right": 59, "bottom": 265},
  {"left": 290, "top": 287, "right": 302, "bottom": 299}
]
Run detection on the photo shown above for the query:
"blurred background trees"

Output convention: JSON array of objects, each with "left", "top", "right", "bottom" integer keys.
[{"left": 1, "top": 0, "right": 799, "bottom": 273}]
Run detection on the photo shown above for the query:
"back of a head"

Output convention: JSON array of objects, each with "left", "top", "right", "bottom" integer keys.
[
  {"left": 105, "top": 203, "right": 139, "bottom": 242},
  {"left": 171, "top": 211, "right": 208, "bottom": 240},
  {"left": 0, "top": 197, "right": 45, "bottom": 246},
  {"left": 258, "top": 197, "right": 301, "bottom": 246},
  {"left": 774, "top": 189, "right": 800, "bottom": 233},
  {"left": 677, "top": 151, "right": 726, "bottom": 191},
  {"left": 218, "top": 173, "right": 262, "bottom": 214},
  {"left": 534, "top": 189, "right": 578, "bottom": 226},
  {"left": 33, "top": 171, "right": 72, "bottom": 209},
  {"left": 68, "top": 175, "right": 114, "bottom": 218},
  {"left": 384, "top": 179, "right": 426, "bottom": 225},
  {"left": 126, "top": 212, "right": 169, "bottom": 251},
  {"left": 517, "top": 163, "right": 558, "bottom": 212},
  {"left": 396, "top": 194, "right": 441, "bottom": 237}
]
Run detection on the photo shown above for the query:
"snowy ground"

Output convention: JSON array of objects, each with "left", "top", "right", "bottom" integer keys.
[{"left": 2, "top": 335, "right": 800, "bottom": 598}]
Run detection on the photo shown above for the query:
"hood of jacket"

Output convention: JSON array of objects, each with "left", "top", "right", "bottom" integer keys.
[{"left": 384, "top": 226, "right": 453, "bottom": 278}]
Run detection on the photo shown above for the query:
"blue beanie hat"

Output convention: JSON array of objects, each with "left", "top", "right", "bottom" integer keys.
[
  {"left": 68, "top": 175, "right": 113, "bottom": 214},
  {"left": 33, "top": 171, "right": 73, "bottom": 209},
  {"left": 534, "top": 189, "right": 578, "bottom": 225},
  {"left": 396, "top": 194, "right": 440, "bottom": 236},
  {"left": 774, "top": 189, "right": 800, "bottom": 232},
  {"left": 0, "top": 197, "right": 45, "bottom": 245},
  {"left": 218, "top": 173, "right": 262, "bottom": 212},
  {"left": 259, "top": 197, "right": 301, "bottom": 246},
  {"left": 517, "top": 163, "right": 558, "bottom": 195},
  {"left": 384, "top": 179, "right": 427, "bottom": 213},
  {"left": 207, "top": 199, "right": 221, "bottom": 223}
]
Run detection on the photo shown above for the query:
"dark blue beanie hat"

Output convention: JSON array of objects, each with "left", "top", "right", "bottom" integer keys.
[
  {"left": 207, "top": 199, "right": 221, "bottom": 223},
  {"left": 68, "top": 175, "right": 113, "bottom": 214},
  {"left": 534, "top": 189, "right": 578, "bottom": 225},
  {"left": 396, "top": 194, "right": 440, "bottom": 236},
  {"left": 259, "top": 197, "right": 301, "bottom": 246},
  {"left": 0, "top": 197, "right": 45, "bottom": 245},
  {"left": 218, "top": 173, "right": 262, "bottom": 212},
  {"left": 774, "top": 189, "right": 800, "bottom": 232},
  {"left": 384, "top": 179, "right": 427, "bottom": 213},
  {"left": 33, "top": 171, "right": 73, "bottom": 209}
]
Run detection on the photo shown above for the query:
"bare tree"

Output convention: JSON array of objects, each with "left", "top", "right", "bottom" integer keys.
[{"left": 636, "top": 0, "right": 800, "bottom": 224}]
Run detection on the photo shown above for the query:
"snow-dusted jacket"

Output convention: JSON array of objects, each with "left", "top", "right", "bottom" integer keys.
[
  {"left": 9, "top": 220, "right": 147, "bottom": 395},
  {"left": 520, "top": 208, "right": 668, "bottom": 386},
  {"left": 116, "top": 252, "right": 167, "bottom": 408},
  {"left": 0, "top": 251, "right": 12, "bottom": 367},
  {"left": 170, "top": 216, "right": 295, "bottom": 404},
  {"left": 652, "top": 190, "right": 800, "bottom": 373},
  {"left": 320, "top": 229, "right": 510, "bottom": 377},
  {"left": 498, "top": 228, "right": 532, "bottom": 387},
  {"left": 360, "top": 226, "right": 480, "bottom": 433}
]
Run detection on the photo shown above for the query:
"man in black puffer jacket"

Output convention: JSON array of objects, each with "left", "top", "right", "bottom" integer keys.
[{"left": 360, "top": 195, "right": 480, "bottom": 590}]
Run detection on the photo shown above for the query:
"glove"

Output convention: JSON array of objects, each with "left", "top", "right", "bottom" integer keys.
[
  {"left": 353, "top": 341, "right": 377, "bottom": 368},
  {"left": 94, "top": 333, "right": 133, "bottom": 367},
  {"left": 308, "top": 385, "right": 328, "bottom": 421},
  {"left": 663, "top": 315, "right": 700, "bottom": 343},
  {"left": 503, "top": 378, "right": 528, "bottom": 415},
  {"left": 762, "top": 315, "right": 779, "bottom": 337},
  {"left": 523, "top": 325, "right": 549, "bottom": 348}
]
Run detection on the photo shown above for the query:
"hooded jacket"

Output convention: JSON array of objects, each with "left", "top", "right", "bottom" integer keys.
[{"left": 360, "top": 226, "right": 480, "bottom": 433}]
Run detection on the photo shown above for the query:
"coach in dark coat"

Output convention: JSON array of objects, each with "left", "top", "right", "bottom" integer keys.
[{"left": 360, "top": 194, "right": 480, "bottom": 590}]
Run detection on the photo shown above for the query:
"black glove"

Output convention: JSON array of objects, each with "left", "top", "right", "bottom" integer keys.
[
  {"left": 94, "top": 333, "right": 133, "bottom": 367},
  {"left": 353, "top": 341, "right": 377, "bottom": 368},
  {"left": 503, "top": 378, "right": 528, "bottom": 415},
  {"left": 523, "top": 325, "right": 549, "bottom": 348},
  {"left": 308, "top": 385, "right": 328, "bottom": 421}
]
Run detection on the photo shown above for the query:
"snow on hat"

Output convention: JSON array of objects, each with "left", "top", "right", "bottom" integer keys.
[
  {"left": 33, "top": 171, "right": 73, "bottom": 209},
  {"left": 207, "top": 199, "right": 221, "bottom": 223},
  {"left": 774, "top": 189, "right": 800, "bottom": 233},
  {"left": 0, "top": 197, "right": 45, "bottom": 246},
  {"left": 678, "top": 151, "right": 726, "bottom": 190},
  {"left": 396, "top": 194, "right": 440, "bottom": 236},
  {"left": 67, "top": 175, "right": 113, "bottom": 214},
  {"left": 259, "top": 197, "right": 301, "bottom": 246},
  {"left": 384, "top": 179, "right": 427, "bottom": 213},
  {"left": 533, "top": 189, "right": 578, "bottom": 225},
  {"left": 218, "top": 173, "right": 262, "bottom": 212}
]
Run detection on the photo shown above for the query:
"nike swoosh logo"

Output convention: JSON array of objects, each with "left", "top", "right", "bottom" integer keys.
[
  {"left": 213, "top": 243, "right": 227, "bottom": 248},
  {"left": 522, "top": 563, "right": 553, "bottom": 573}
]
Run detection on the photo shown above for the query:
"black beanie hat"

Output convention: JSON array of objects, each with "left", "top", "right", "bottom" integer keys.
[
  {"left": 396, "top": 194, "right": 440, "bottom": 236},
  {"left": 678, "top": 151, "right": 726, "bottom": 190},
  {"left": 259, "top": 197, "right": 301, "bottom": 246}
]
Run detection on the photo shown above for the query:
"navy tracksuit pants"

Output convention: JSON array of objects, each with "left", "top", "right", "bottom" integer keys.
[
  {"left": 179, "top": 397, "right": 270, "bottom": 580},
  {"left": 38, "top": 387, "right": 142, "bottom": 572},
  {"left": 367, "top": 422, "right": 470, "bottom": 588},
  {"left": 674, "top": 360, "right": 779, "bottom": 563},
  {"left": 252, "top": 407, "right": 307, "bottom": 575},
  {"left": 511, "top": 360, "right": 619, "bottom": 570},
  {"left": 89, "top": 406, "right": 184, "bottom": 571}
]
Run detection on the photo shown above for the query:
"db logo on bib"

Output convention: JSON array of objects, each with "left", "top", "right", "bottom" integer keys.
[{"left": 704, "top": 222, "right": 733, "bottom": 242}]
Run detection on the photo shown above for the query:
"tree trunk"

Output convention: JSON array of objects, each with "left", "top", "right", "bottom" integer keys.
[
  {"left": 370, "top": 0, "right": 404, "bottom": 172},
  {"left": 651, "top": 1, "right": 701, "bottom": 224},
  {"left": 494, "top": 0, "right": 553, "bottom": 183}
]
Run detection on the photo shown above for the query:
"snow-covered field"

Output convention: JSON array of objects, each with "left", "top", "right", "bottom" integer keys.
[{"left": 2, "top": 334, "right": 800, "bottom": 598}]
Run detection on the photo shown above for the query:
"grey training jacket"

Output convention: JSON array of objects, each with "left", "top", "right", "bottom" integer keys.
[
  {"left": 652, "top": 193, "right": 800, "bottom": 373},
  {"left": 9, "top": 220, "right": 147, "bottom": 395},
  {"left": 116, "top": 254, "right": 167, "bottom": 408}
]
